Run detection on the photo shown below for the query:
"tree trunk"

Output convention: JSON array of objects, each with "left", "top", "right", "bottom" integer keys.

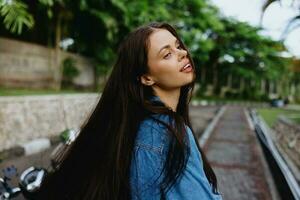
[
  {"left": 53, "top": 13, "right": 62, "bottom": 90},
  {"left": 269, "top": 81, "right": 274, "bottom": 95},
  {"left": 261, "top": 79, "right": 266, "bottom": 93},
  {"left": 227, "top": 73, "right": 232, "bottom": 89},
  {"left": 201, "top": 65, "right": 206, "bottom": 84},
  {"left": 212, "top": 60, "right": 218, "bottom": 95},
  {"left": 291, "top": 83, "right": 296, "bottom": 96},
  {"left": 240, "top": 77, "right": 245, "bottom": 92}
]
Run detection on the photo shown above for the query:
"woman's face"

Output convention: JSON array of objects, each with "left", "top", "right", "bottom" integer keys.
[{"left": 141, "top": 29, "right": 195, "bottom": 90}]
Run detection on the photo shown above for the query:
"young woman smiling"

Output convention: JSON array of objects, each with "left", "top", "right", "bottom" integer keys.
[{"left": 36, "top": 22, "right": 222, "bottom": 200}]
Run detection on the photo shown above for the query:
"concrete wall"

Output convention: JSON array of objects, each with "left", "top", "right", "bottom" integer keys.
[
  {"left": 0, "top": 94, "right": 99, "bottom": 151},
  {"left": 0, "top": 37, "right": 95, "bottom": 88}
]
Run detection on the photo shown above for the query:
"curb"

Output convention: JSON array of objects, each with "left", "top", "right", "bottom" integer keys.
[
  {"left": 0, "top": 136, "right": 61, "bottom": 162},
  {"left": 21, "top": 138, "right": 51, "bottom": 156},
  {"left": 198, "top": 106, "right": 227, "bottom": 147},
  {"left": 251, "top": 110, "right": 300, "bottom": 199},
  {"left": 191, "top": 100, "right": 269, "bottom": 108},
  {"left": 244, "top": 109, "right": 281, "bottom": 200}
]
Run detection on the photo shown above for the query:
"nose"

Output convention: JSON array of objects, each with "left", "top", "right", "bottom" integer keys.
[{"left": 178, "top": 49, "right": 187, "bottom": 61}]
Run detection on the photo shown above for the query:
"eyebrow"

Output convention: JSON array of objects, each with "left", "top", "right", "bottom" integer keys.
[{"left": 157, "top": 39, "right": 180, "bottom": 56}]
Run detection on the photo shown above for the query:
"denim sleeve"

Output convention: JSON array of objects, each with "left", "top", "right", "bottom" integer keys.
[
  {"left": 130, "top": 144, "right": 165, "bottom": 200},
  {"left": 164, "top": 126, "right": 223, "bottom": 200},
  {"left": 130, "top": 116, "right": 169, "bottom": 200},
  {"left": 130, "top": 118, "right": 222, "bottom": 200},
  {"left": 164, "top": 165, "right": 223, "bottom": 200}
]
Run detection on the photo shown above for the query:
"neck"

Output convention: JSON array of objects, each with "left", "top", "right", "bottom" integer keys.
[{"left": 152, "top": 87, "right": 180, "bottom": 112}]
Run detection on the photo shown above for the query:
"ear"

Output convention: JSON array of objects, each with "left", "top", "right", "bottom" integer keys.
[{"left": 140, "top": 74, "right": 155, "bottom": 86}]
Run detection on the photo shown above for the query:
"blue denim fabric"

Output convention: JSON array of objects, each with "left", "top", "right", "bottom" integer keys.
[{"left": 130, "top": 104, "right": 223, "bottom": 199}]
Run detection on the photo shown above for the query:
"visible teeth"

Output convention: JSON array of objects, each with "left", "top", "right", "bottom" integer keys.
[{"left": 184, "top": 64, "right": 190, "bottom": 69}]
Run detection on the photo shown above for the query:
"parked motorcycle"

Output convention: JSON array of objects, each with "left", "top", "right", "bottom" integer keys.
[{"left": 0, "top": 165, "right": 47, "bottom": 200}]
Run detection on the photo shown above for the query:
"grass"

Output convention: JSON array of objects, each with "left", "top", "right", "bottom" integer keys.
[
  {"left": 289, "top": 117, "right": 300, "bottom": 124},
  {"left": 257, "top": 108, "right": 300, "bottom": 127},
  {"left": 0, "top": 87, "right": 96, "bottom": 96}
]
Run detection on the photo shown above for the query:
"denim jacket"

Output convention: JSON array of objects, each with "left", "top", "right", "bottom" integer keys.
[{"left": 130, "top": 98, "right": 223, "bottom": 200}]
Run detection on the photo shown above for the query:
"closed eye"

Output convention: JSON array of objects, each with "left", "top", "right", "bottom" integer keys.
[
  {"left": 164, "top": 46, "right": 183, "bottom": 59},
  {"left": 164, "top": 52, "right": 171, "bottom": 59}
]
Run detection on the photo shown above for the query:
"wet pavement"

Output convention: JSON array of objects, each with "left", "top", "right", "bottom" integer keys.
[{"left": 203, "top": 106, "right": 279, "bottom": 200}]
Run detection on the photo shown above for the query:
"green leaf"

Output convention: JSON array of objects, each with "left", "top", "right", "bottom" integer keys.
[
  {"left": 47, "top": 8, "right": 53, "bottom": 18},
  {"left": 0, "top": 0, "right": 34, "bottom": 34},
  {"left": 38, "top": 0, "right": 54, "bottom": 7}
]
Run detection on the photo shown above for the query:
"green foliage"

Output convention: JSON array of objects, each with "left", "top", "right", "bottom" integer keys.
[
  {"left": 38, "top": 0, "right": 54, "bottom": 18},
  {"left": 0, "top": 0, "right": 295, "bottom": 100},
  {"left": 258, "top": 108, "right": 300, "bottom": 127},
  {"left": 0, "top": 0, "right": 34, "bottom": 34},
  {"left": 38, "top": 0, "right": 54, "bottom": 6},
  {"left": 62, "top": 57, "right": 79, "bottom": 79},
  {"left": 59, "top": 129, "right": 71, "bottom": 143}
]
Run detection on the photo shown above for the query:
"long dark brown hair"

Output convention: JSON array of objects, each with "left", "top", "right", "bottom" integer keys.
[{"left": 36, "top": 22, "right": 218, "bottom": 200}]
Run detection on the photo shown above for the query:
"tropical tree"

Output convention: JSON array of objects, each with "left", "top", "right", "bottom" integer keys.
[
  {"left": 261, "top": 0, "right": 300, "bottom": 37},
  {"left": 261, "top": 0, "right": 300, "bottom": 101},
  {"left": 198, "top": 17, "right": 290, "bottom": 99},
  {"left": 0, "top": 0, "right": 34, "bottom": 34},
  {"left": 0, "top": 0, "right": 293, "bottom": 99}
]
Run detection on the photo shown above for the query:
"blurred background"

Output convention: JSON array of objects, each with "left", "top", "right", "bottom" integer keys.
[
  {"left": 0, "top": 0, "right": 299, "bottom": 99},
  {"left": 0, "top": 0, "right": 299, "bottom": 199}
]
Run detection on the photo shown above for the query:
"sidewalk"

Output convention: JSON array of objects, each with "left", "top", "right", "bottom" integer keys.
[{"left": 203, "top": 106, "right": 279, "bottom": 200}]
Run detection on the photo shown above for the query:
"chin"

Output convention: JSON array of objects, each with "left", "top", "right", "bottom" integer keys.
[
  {"left": 181, "top": 79, "right": 194, "bottom": 87},
  {"left": 186, "top": 73, "right": 195, "bottom": 83}
]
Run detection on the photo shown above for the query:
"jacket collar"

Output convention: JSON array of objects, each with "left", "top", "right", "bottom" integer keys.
[{"left": 149, "top": 95, "right": 161, "bottom": 103}]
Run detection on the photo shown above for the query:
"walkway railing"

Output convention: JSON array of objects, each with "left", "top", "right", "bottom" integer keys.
[{"left": 250, "top": 109, "right": 300, "bottom": 200}]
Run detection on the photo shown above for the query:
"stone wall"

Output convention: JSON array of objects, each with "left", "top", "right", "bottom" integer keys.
[
  {"left": 272, "top": 116, "right": 300, "bottom": 180},
  {"left": 0, "top": 37, "right": 95, "bottom": 88},
  {"left": 0, "top": 94, "right": 99, "bottom": 151}
]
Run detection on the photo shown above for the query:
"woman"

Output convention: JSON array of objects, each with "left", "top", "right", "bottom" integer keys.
[{"left": 37, "top": 22, "right": 222, "bottom": 200}]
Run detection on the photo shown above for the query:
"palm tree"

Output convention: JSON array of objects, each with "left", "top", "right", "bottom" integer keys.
[
  {"left": 260, "top": 0, "right": 300, "bottom": 37},
  {"left": 0, "top": 0, "right": 34, "bottom": 34}
]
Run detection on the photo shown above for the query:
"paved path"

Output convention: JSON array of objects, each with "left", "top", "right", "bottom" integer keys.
[{"left": 203, "top": 106, "right": 278, "bottom": 200}]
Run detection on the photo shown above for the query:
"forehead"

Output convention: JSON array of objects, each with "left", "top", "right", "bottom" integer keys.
[{"left": 148, "top": 29, "right": 177, "bottom": 52}]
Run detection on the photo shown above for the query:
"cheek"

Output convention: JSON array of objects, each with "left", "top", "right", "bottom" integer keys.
[
  {"left": 152, "top": 67, "right": 174, "bottom": 82},
  {"left": 152, "top": 59, "right": 177, "bottom": 74},
  {"left": 148, "top": 58, "right": 184, "bottom": 86},
  {"left": 148, "top": 61, "right": 164, "bottom": 75}
]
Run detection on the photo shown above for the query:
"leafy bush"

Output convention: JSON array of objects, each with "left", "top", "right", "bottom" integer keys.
[{"left": 62, "top": 57, "right": 79, "bottom": 80}]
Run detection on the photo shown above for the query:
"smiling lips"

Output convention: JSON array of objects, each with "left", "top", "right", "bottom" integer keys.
[{"left": 180, "top": 63, "right": 193, "bottom": 73}]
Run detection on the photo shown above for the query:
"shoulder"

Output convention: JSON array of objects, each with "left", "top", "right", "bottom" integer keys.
[
  {"left": 134, "top": 114, "right": 172, "bottom": 153},
  {"left": 130, "top": 114, "right": 173, "bottom": 198}
]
